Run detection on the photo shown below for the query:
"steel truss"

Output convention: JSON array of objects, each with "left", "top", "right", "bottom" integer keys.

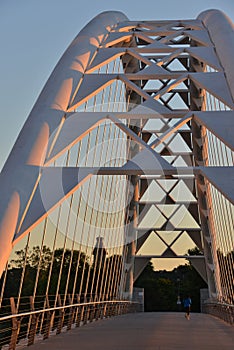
[{"left": 0, "top": 9, "right": 233, "bottom": 347}]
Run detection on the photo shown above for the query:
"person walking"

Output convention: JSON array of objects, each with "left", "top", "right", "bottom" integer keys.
[{"left": 183, "top": 296, "right": 192, "bottom": 320}]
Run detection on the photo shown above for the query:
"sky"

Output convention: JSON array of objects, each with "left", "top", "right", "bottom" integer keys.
[
  {"left": 0, "top": 0, "right": 233, "bottom": 271},
  {"left": 0, "top": 0, "right": 233, "bottom": 171}
]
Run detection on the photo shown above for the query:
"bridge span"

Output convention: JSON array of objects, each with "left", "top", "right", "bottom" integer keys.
[
  {"left": 0, "top": 7, "right": 234, "bottom": 350},
  {"left": 28, "top": 312, "right": 234, "bottom": 350}
]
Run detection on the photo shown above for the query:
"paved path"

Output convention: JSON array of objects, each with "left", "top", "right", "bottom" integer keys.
[{"left": 30, "top": 312, "right": 234, "bottom": 350}]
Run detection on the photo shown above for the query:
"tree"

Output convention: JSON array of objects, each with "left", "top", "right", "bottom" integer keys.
[
  {"left": 134, "top": 254, "right": 207, "bottom": 312},
  {"left": 2, "top": 246, "right": 89, "bottom": 301}
]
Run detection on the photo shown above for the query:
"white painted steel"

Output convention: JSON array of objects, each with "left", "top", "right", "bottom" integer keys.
[
  {"left": 0, "top": 11, "right": 128, "bottom": 276},
  {"left": 198, "top": 9, "right": 234, "bottom": 102},
  {"left": 0, "top": 9, "right": 233, "bottom": 315}
]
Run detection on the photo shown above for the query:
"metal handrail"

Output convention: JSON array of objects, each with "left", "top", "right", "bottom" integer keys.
[
  {"left": 0, "top": 298, "right": 140, "bottom": 349},
  {"left": 203, "top": 301, "right": 234, "bottom": 325},
  {"left": 204, "top": 301, "right": 234, "bottom": 309},
  {"left": 0, "top": 300, "right": 134, "bottom": 322}
]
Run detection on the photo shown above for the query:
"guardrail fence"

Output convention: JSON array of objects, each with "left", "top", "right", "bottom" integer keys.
[{"left": 0, "top": 296, "right": 140, "bottom": 350}]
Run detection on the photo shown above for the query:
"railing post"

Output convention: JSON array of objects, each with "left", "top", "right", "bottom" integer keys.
[
  {"left": 43, "top": 296, "right": 52, "bottom": 340},
  {"left": 103, "top": 302, "right": 107, "bottom": 318},
  {"left": 89, "top": 298, "right": 95, "bottom": 322},
  {"left": 231, "top": 307, "right": 234, "bottom": 325},
  {"left": 67, "top": 294, "right": 74, "bottom": 331},
  {"left": 99, "top": 302, "right": 104, "bottom": 319},
  {"left": 117, "top": 302, "right": 121, "bottom": 315},
  {"left": 109, "top": 302, "right": 113, "bottom": 317},
  {"left": 56, "top": 295, "right": 64, "bottom": 334},
  {"left": 8, "top": 297, "right": 21, "bottom": 350},
  {"left": 83, "top": 304, "right": 88, "bottom": 325},
  {"left": 95, "top": 302, "right": 100, "bottom": 320},
  {"left": 119, "top": 302, "right": 123, "bottom": 315},
  {"left": 27, "top": 296, "right": 39, "bottom": 346},
  {"left": 112, "top": 302, "right": 116, "bottom": 316},
  {"left": 105, "top": 302, "right": 109, "bottom": 318},
  {"left": 86, "top": 297, "right": 92, "bottom": 323},
  {"left": 124, "top": 302, "right": 128, "bottom": 314},
  {"left": 75, "top": 295, "right": 81, "bottom": 327}
]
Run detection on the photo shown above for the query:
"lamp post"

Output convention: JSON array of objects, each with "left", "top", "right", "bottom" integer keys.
[{"left": 177, "top": 278, "right": 181, "bottom": 310}]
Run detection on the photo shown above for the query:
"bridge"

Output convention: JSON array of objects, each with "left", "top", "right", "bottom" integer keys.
[
  {"left": 0, "top": 8, "right": 233, "bottom": 349},
  {"left": 27, "top": 313, "right": 234, "bottom": 350}
]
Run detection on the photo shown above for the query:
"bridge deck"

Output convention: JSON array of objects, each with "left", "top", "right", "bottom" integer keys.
[{"left": 29, "top": 312, "right": 234, "bottom": 350}]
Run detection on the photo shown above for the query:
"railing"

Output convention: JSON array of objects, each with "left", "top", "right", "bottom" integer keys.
[
  {"left": 203, "top": 302, "right": 234, "bottom": 325},
  {"left": 0, "top": 296, "right": 140, "bottom": 350}
]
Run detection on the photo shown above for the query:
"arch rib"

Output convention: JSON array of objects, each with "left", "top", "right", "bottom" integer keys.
[{"left": 0, "top": 11, "right": 128, "bottom": 276}]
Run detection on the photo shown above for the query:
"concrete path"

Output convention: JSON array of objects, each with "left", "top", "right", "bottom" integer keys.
[{"left": 29, "top": 312, "right": 234, "bottom": 350}]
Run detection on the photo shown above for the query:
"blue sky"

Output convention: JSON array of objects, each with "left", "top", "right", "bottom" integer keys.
[
  {"left": 0, "top": 0, "right": 233, "bottom": 170},
  {"left": 0, "top": 0, "right": 233, "bottom": 272}
]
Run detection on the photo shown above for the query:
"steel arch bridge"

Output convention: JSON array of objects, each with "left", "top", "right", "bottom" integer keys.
[{"left": 0, "top": 8, "right": 233, "bottom": 348}]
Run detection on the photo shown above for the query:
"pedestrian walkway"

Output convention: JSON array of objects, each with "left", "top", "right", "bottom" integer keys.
[{"left": 29, "top": 312, "right": 234, "bottom": 350}]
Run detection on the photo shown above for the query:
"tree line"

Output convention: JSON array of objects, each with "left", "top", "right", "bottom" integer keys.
[
  {"left": 134, "top": 248, "right": 208, "bottom": 312},
  {"left": 0, "top": 245, "right": 122, "bottom": 308}
]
